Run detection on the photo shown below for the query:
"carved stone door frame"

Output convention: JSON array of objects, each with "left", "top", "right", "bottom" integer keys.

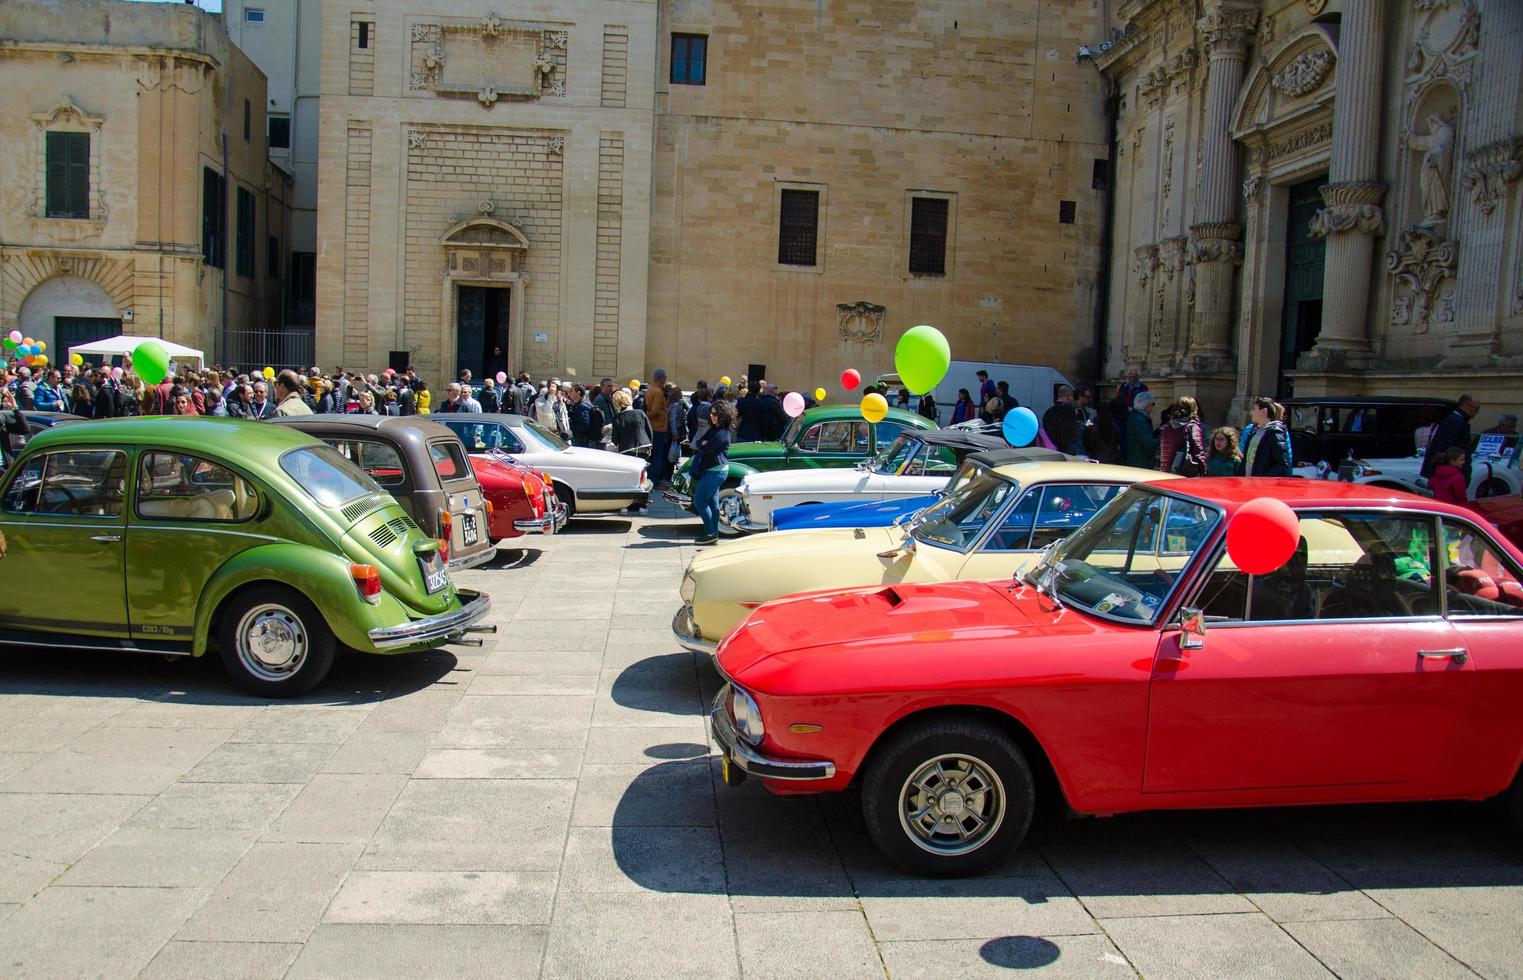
[{"left": 437, "top": 217, "right": 529, "bottom": 378}]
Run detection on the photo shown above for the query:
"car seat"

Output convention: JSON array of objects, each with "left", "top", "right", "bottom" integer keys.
[{"left": 1250, "top": 536, "right": 1314, "bottom": 620}]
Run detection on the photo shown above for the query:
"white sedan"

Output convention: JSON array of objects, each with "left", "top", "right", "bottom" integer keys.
[
  {"left": 1292, "top": 433, "right": 1520, "bottom": 500},
  {"left": 437, "top": 414, "right": 652, "bottom": 516},
  {"left": 718, "top": 429, "right": 1009, "bottom": 533}
]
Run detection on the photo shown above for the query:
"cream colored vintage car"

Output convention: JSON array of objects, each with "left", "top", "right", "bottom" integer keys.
[{"left": 674, "top": 458, "right": 1179, "bottom": 654}]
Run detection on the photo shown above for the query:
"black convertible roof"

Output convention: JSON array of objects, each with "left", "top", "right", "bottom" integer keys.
[
  {"left": 968, "top": 447, "right": 1084, "bottom": 467},
  {"left": 917, "top": 429, "right": 1010, "bottom": 453}
]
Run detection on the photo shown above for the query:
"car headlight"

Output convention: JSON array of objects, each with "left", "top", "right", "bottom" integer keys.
[
  {"left": 680, "top": 562, "right": 697, "bottom": 603},
  {"left": 728, "top": 684, "right": 765, "bottom": 746}
]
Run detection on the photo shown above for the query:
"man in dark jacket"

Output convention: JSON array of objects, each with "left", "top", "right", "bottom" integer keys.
[
  {"left": 567, "top": 384, "right": 598, "bottom": 447},
  {"left": 758, "top": 384, "right": 787, "bottom": 441},
  {"left": 1, "top": 388, "right": 27, "bottom": 471},
  {"left": 736, "top": 389, "right": 766, "bottom": 442},
  {"left": 1042, "top": 385, "right": 1085, "bottom": 456},
  {"left": 1421, "top": 395, "right": 1479, "bottom": 479}
]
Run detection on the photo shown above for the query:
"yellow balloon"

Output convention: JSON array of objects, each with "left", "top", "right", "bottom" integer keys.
[
  {"left": 719, "top": 375, "right": 732, "bottom": 386},
  {"left": 861, "top": 392, "right": 888, "bottom": 424},
  {"left": 35, "top": 355, "right": 48, "bottom": 366},
  {"left": 263, "top": 366, "right": 276, "bottom": 379},
  {"left": 37, "top": 341, "right": 46, "bottom": 353},
  {"left": 814, "top": 387, "right": 827, "bottom": 402},
  {"left": 70, "top": 353, "right": 83, "bottom": 366},
  {"left": 630, "top": 379, "right": 641, "bottom": 390}
]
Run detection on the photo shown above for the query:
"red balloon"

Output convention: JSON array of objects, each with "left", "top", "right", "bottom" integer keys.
[
  {"left": 1226, "top": 497, "right": 1301, "bottom": 576},
  {"left": 841, "top": 368, "right": 861, "bottom": 391}
]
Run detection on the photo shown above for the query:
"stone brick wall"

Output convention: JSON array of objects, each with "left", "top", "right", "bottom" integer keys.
[
  {"left": 594, "top": 135, "right": 624, "bottom": 376},
  {"left": 343, "top": 123, "right": 372, "bottom": 366},
  {"left": 601, "top": 26, "right": 628, "bottom": 108},
  {"left": 349, "top": 18, "right": 375, "bottom": 97}
]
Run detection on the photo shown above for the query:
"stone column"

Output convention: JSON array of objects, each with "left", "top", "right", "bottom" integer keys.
[
  {"left": 1309, "top": 0, "right": 1387, "bottom": 354},
  {"left": 1187, "top": 5, "right": 1257, "bottom": 358}
]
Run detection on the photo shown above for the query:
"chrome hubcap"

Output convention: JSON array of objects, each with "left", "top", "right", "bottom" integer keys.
[
  {"left": 235, "top": 603, "right": 308, "bottom": 682},
  {"left": 899, "top": 753, "right": 1006, "bottom": 856},
  {"left": 717, "top": 494, "right": 740, "bottom": 520}
]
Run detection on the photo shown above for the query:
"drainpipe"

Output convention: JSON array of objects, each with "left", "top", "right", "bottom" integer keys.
[
  {"left": 1092, "top": 79, "right": 1119, "bottom": 393},
  {"left": 221, "top": 130, "right": 230, "bottom": 361}
]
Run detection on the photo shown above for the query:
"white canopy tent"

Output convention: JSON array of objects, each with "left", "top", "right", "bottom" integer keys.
[{"left": 67, "top": 334, "right": 205, "bottom": 369}]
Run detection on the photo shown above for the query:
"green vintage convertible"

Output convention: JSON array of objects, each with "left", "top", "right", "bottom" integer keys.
[
  {"left": 664, "top": 403, "right": 937, "bottom": 513},
  {"left": 0, "top": 418, "right": 492, "bottom": 696}
]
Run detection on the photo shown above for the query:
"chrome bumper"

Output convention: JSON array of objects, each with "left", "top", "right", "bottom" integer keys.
[
  {"left": 716, "top": 495, "right": 766, "bottom": 534},
  {"left": 662, "top": 489, "right": 693, "bottom": 509},
  {"left": 513, "top": 500, "right": 568, "bottom": 534},
  {"left": 708, "top": 687, "right": 836, "bottom": 781},
  {"left": 367, "top": 589, "right": 493, "bottom": 650},
  {"left": 447, "top": 545, "right": 496, "bottom": 572},
  {"left": 672, "top": 603, "right": 716, "bottom": 657}
]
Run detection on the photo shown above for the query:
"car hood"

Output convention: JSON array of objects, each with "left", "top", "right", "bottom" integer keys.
[
  {"left": 470, "top": 455, "right": 527, "bottom": 489},
  {"left": 727, "top": 441, "right": 785, "bottom": 460},
  {"left": 537, "top": 446, "right": 645, "bottom": 475},
  {"left": 693, "top": 525, "right": 902, "bottom": 573},
  {"left": 741, "top": 467, "right": 880, "bottom": 495},
  {"left": 717, "top": 580, "right": 1109, "bottom": 693}
]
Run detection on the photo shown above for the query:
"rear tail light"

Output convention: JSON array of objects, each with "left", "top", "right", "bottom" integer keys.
[
  {"left": 349, "top": 563, "right": 381, "bottom": 604},
  {"left": 438, "top": 509, "right": 453, "bottom": 562},
  {"left": 530, "top": 491, "right": 545, "bottom": 517},
  {"left": 640, "top": 466, "right": 648, "bottom": 486}
]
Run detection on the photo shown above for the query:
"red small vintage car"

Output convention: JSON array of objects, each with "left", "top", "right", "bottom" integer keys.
[
  {"left": 469, "top": 451, "right": 567, "bottom": 541},
  {"left": 709, "top": 478, "right": 1523, "bottom": 876}
]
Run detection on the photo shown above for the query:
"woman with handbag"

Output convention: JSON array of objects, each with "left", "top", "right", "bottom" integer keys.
[
  {"left": 611, "top": 388, "right": 653, "bottom": 514},
  {"left": 691, "top": 400, "right": 735, "bottom": 545}
]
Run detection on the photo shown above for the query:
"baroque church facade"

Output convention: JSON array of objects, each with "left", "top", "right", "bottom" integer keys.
[{"left": 1097, "top": 0, "right": 1523, "bottom": 420}]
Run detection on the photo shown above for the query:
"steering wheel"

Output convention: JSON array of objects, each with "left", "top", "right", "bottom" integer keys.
[{"left": 52, "top": 482, "right": 84, "bottom": 514}]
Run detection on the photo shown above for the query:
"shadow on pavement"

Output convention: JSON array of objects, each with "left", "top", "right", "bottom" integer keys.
[
  {"left": 562, "top": 518, "right": 632, "bottom": 534},
  {"left": 981, "top": 937, "right": 1062, "bottom": 968},
  {"left": 637, "top": 524, "right": 700, "bottom": 541},
  {"left": 484, "top": 546, "right": 544, "bottom": 570},
  {"left": 608, "top": 653, "right": 705, "bottom": 719}
]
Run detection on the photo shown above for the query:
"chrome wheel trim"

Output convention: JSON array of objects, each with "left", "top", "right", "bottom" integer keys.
[
  {"left": 898, "top": 752, "right": 1007, "bottom": 857},
  {"left": 717, "top": 492, "right": 741, "bottom": 520},
  {"left": 234, "top": 603, "right": 309, "bottom": 682}
]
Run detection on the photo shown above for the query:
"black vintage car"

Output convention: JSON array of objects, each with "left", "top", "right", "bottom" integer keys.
[{"left": 1283, "top": 397, "right": 1454, "bottom": 467}]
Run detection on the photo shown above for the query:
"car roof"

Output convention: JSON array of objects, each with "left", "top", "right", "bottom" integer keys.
[
  {"left": 270, "top": 413, "right": 464, "bottom": 446},
  {"left": 1152, "top": 476, "right": 1476, "bottom": 519},
  {"left": 21, "top": 416, "right": 321, "bottom": 456},
  {"left": 917, "top": 429, "right": 1008, "bottom": 452},
  {"left": 799, "top": 404, "right": 934, "bottom": 427},
  {"left": 971, "top": 447, "right": 1079, "bottom": 467},
  {"left": 986, "top": 460, "right": 1184, "bottom": 485},
  {"left": 436, "top": 412, "right": 532, "bottom": 424}
]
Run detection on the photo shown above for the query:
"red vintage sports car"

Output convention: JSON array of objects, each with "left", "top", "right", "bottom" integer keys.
[
  {"left": 709, "top": 478, "right": 1523, "bottom": 876},
  {"left": 469, "top": 451, "right": 567, "bottom": 541}
]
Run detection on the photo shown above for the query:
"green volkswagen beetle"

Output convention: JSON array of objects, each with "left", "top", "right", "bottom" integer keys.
[
  {"left": 0, "top": 418, "right": 492, "bottom": 696},
  {"left": 664, "top": 404, "right": 937, "bottom": 513}
]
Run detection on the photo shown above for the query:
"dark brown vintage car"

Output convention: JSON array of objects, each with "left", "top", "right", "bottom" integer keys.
[
  {"left": 272, "top": 415, "right": 497, "bottom": 571},
  {"left": 1284, "top": 397, "right": 1454, "bottom": 467}
]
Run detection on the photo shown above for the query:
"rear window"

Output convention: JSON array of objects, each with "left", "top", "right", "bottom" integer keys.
[
  {"left": 279, "top": 445, "right": 380, "bottom": 507},
  {"left": 428, "top": 440, "right": 470, "bottom": 482}
]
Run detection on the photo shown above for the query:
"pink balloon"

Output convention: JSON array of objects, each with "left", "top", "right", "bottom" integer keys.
[
  {"left": 841, "top": 368, "right": 861, "bottom": 391},
  {"left": 782, "top": 391, "right": 806, "bottom": 417},
  {"left": 7, "top": 330, "right": 20, "bottom": 344},
  {"left": 496, "top": 371, "right": 508, "bottom": 384},
  {"left": 1226, "top": 497, "right": 1301, "bottom": 575},
  {"left": 110, "top": 366, "right": 123, "bottom": 381}
]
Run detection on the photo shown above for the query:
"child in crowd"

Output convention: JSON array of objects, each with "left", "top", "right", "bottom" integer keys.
[
  {"left": 1206, "top": 427, "right": 1242, "bottom": 477},
  {"left": 1429, "top": 446, "right": 1469, "bottom": 505}
]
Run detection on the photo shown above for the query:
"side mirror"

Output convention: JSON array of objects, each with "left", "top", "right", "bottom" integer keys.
[
  {"left": 877, "top": 536, "right": 916, "bottom": 559},
  {"left": 1178, "top": 607, "right": 1206, "bottom": 650}
]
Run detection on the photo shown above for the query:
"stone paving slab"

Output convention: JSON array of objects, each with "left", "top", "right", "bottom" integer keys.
[{"left": 0, "top": 500, "right": 1520, "bottom": 977}]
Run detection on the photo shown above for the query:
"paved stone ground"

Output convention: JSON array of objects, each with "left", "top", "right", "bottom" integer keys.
[{"left": 1, "top": 497, "right": 1521, "bottom": 979}]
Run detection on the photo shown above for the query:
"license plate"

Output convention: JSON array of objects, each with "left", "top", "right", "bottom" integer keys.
[
  {"left": 462, "top": 513, "right": 479, "bottom": 546},
  {"left": 418, "top": 552, "right": 450, "bottom": 594}
]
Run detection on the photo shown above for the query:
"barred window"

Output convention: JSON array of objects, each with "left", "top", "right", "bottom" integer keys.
[
  {"left": 908, "top": 197, "right": 948, "bottom": 276},
  {"left": 778, "top": 189, "right": 819, "bottom": 267}
]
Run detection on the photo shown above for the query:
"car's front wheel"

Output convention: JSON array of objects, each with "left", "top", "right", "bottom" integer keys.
[
  {"left": 217, "top": 586, "right": 337, "bottom": 698},
  {"left": 861, "top": 716, "right": 1034, "bottom": 877}
]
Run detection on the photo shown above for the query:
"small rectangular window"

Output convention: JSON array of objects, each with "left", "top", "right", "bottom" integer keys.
[
  {"left": 267, "top": 236, "right": 281, "bottom": 279},
  {"left": 202, "top": 167, "right": 227, "bottom": 269},
  {"left": 1059, "top": 200, "right": 1077, "bottom": 224},
  {"left": 671, "top": 33, "right": 707, "bottom": 85},
  {"left": 45, "top": 131, "right": 90, "bottom": 219},
  {"left": 267, "top": 116, "right": 291, "bottom": 149},
  {"left": 236, "top": 187, "right": 256, "bottom": 278},
  {"left": 244, "top": 8, "right": 265, "bottom": 22},
  {"left": 778, "top": 188, "right": 819, "bottom": 267},
  {"left": 357, "top": 21, "right": 370, "bottom": 49},
  {"left": 243, "top": 99, "right": 251, "bottom": 142},
  {"left": 1092, "top": 158, "right": 1109, "bottom": 191},
  {"left": 908, "top": 197, "right": 949, "bottom": 276}
]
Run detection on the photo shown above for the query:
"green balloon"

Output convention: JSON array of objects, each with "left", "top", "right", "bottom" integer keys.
[
  {"left": 894, "top": 324, "right": 951, "bottom": 395},
  {"left": 133, "top": 340, "right": 170, "bottom": 386},
  {"left": 2, "top": 337, "right": 15, "bottom": 350}
]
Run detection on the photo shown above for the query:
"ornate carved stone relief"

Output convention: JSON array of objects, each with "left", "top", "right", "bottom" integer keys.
[
  {"left": 837, "top": 302, "right": 886, "bottom": 344},
  {"left": 1265, "top": 121, "right": 1333, "bottom": 163},
  {"left": 1198, "top": 8, "right": 1258, "bottom": 59},
  {"left": 1159, "top": 116, "right": 1175, "bottom": 236},
  {"left": 1189, "top": 223, "right": 1244, "bottom": 264},
  {"left": 1386, "top": 226, "right": 1457, "bottom": 330},
  {"left": 1271, "top": 49, "right": 1333, "bottom": 98},
  {"left": 1310, "top": 181, "right": 1387, "bottom": 238},
  {"left": 1462, "top": 138, "right": 1522, "bottom": 217},
  {"left": 408, "top": 16, "right": 568, "bottom": 104}
]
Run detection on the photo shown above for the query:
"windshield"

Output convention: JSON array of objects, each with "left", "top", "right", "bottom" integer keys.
[
  {"left": 521, "top": 420, "right": 568, "bottom": 451},
  {"left": 1030, "top": 487, "right": 1221, "bottom": 624},
  {"left": 781, "top": 414, "right": 805, "bottom": 446},
  {"left": 870, "top": 434, "right": 923, "bottom": 474},
  {"left": 911, "top": 469, "right": 1020, "bottom": 551},
  {"left": 441, "top": 419, "right": 513, "bottom": 452},
  {"left": 279, "top": 445, "right": 382, "bottom": 508}
]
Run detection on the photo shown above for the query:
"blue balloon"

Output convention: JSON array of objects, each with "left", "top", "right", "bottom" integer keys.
[{"left": 1002, "top": 406, "right": 1040, "bottom": 447}]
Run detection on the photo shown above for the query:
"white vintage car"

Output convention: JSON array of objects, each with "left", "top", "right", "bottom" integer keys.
[
  {"left": 437, "top": 414, "right": 652, "bottom": 516},
  {"left": 717, "top": 429, "right": 1011, "bottom": 533},
  {"left": 1292, "top": 432, "right": 1520, "bottom": 500}
]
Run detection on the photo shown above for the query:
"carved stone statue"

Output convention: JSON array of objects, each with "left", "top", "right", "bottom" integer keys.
[{"left": 1409, "top": 112, "right": 1455, "bottom": 227}]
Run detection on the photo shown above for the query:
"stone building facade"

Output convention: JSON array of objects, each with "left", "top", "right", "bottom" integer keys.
[
  {"left": 316, "top": 1, "right": 1111, "bottom": 390},
  {"left": 0, "top": 0, "right": 287, "bottom": 362},
  {"left": 1098, "top": 0, "right": 1523, "bottom": 422}
]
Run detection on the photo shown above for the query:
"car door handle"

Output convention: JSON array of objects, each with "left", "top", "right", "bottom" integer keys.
[
  {"left": 1418, "top": 648, "right": 1468, "bottom": 665},
  {"left": 90, "top": 533, "right": 122, "bottom": 544}
]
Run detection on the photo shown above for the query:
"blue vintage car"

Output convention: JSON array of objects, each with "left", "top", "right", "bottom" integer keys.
[{"left": 769, "top": 447, "right": 1081, "bottom": 531}]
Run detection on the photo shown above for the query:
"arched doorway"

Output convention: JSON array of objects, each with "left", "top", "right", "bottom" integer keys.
[{"left": 17, "top": 276, "right": 121, "bottom": 354}]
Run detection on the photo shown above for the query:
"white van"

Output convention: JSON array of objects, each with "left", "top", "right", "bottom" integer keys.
[{"left": 876, "top": 361, "right": 1073, "bottom": 426}]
